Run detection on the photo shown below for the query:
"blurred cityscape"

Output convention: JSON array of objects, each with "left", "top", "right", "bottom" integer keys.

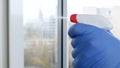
[{"left": 24, "top": 10, "right": 58, "bottom": 68}]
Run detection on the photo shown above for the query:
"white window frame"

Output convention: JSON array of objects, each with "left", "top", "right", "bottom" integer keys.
[
  {"left": 8, "top": 0, "right": 68, "bottom": 68},
  {"left": 9, "top": 0, "right": 24, "bottom": 68},
  {"left": 0, "top": 0, "right": 8, "bottom": 68},
  {"left": 57, "top": 0, "right": 68, "bottom": 68}
]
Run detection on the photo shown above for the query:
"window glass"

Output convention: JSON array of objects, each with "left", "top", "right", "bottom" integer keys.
[
  {"left": 23, "top": 0, "right": 58, "bottom": 68},
  {"left": 67, "top": 0, "right": 120, "bottom": 68}
]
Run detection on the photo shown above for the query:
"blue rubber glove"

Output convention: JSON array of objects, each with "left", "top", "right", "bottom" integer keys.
[{"left": 68, "top": 23, "right": 120, "bottom": 68}]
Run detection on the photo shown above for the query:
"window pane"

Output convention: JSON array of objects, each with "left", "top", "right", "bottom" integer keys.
[
  {"left": 67, "top": 0, "right": 120, "bottom": 68},
  {"left": 23, "top": 0, "right": 58, "bottom": 68}
]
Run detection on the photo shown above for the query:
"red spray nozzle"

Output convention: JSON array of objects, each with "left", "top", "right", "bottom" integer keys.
[{"left": 70, "top": 14, "right": 78, "bottom": 23}]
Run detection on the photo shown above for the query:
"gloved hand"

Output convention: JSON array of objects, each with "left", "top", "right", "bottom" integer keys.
[{"left": 68, "top": 23, "right": 120, "bottom": 68}]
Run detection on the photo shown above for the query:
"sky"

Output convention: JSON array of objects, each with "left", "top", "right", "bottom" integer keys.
[
  {"left": 23, "top": 0, "right": 57, "bottom": 20},
  {"left": 23, "top": 0, "right": 120, "bottom": 23}
]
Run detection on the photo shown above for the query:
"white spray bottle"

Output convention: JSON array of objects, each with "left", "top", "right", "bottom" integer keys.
[{"left": 70, "top": 14, "right": 113, "bottom": 30}]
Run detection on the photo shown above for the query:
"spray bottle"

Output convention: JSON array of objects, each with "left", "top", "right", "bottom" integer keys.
[{"left": 70, "top": 14, "right": 113, "bottom": 30}]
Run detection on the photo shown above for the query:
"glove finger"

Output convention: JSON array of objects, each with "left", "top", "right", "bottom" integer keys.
[
  {"left": 68, "top": 23, "right": 102, "bottom": 38},
  {"left": 71, "top": 35, "right": 95, "bottom": 58},
  {"left": 72, "top": 44, "right": 89, "bottom": 59},
  {"left": 72, "top": 51, "right": 104, "bottom": 68},
  {"left": 71, "top": 36, "right": 83, "bottom": 48},
  {"left": 72, "top": 42, "right": 104, "bottom": 68},
  {"left": 72, "top": 39, "right": 98, "bottom": 59}
]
